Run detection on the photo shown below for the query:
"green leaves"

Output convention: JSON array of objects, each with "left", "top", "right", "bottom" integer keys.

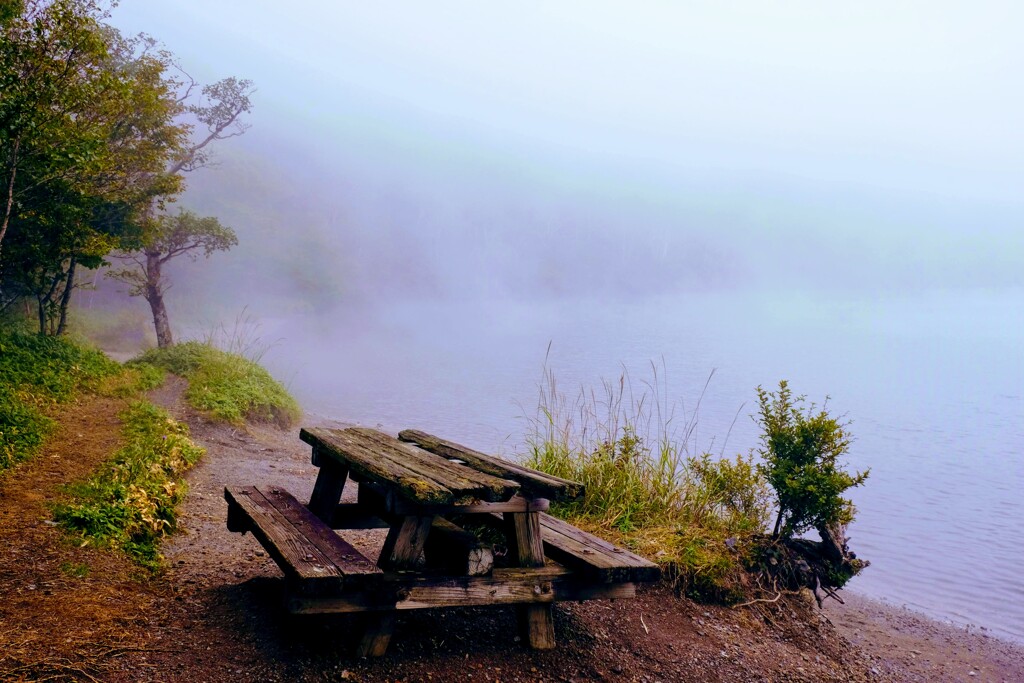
[
  {"left": 755, "top": 380, "right": 869, "bottom": 538},
  {"left": 0, "top": 2, "right": 191, "bottom": 331}
]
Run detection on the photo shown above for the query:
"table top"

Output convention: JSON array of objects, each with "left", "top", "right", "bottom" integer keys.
[{"left": 299, "top": 426, "right": 583, "bottom": 506}]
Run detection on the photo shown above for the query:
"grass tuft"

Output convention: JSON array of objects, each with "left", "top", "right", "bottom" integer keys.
[
  {"left": 524, "top": 362, "right": 771, "bottom": 602},
  {"left": 130, "top": 341, "right": 301, "bottom": 428}
]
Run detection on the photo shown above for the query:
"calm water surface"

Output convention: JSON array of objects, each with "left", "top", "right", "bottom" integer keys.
[{"left": 261, "top": 288, "right": 1024, "bottom": 642}]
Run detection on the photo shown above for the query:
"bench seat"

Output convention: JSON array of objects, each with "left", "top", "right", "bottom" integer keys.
[
  {"left": 537, "top": 512, "right": 660, "bottom": 583},
  {"left": 478, "top": 510, "right": 660, "bottom": 583},
  {"left": 225, "top": 485, "right": 382, "bottom": 593}
]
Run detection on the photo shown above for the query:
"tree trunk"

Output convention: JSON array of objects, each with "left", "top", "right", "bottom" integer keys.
[
  {"left": 56, "top": 256, "right": 77, "bottom": 336},
  {"left": 143, "top": 250, "right": 174, "bottom": 348},
  {"left": 0, "top": 137, "right": 20, "bottom": 260},
  {"left": 37, "top": 294, "right": 45, "bottom": 335}
]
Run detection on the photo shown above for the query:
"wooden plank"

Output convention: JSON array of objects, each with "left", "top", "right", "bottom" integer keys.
[
  {"left": 424, "top": 517, "right": 494, "bottom": 576},
  {"left": 537, "top": 513, "right": 660, "bottom": 584},
  {"left": 344, "top": 427, "right": 522, "bottom": 502},
  {"left": 399, "top": 429, "right": 584, "bottom": 501},
  {"left": 286, "top": 567, "right": 637, "bottom": 614},
  {"left": 506, "top": 512, "right": 556, "bottom": 650},
  {"left": 301, "top": 427, "right": 520, "bottom": 504},
  {"left": 224, "top": 486, "right": 345, "bottom": 585},
  {"left": 260, "top": 487, "right": 381, "bottom": 583},
  {"left": 307, "top": 455, "right": 348, "bottom": 523}
]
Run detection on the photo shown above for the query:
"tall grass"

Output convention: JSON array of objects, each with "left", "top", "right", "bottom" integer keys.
[{"left": 524, "top": 361, "right": 771, "bottom": 601}]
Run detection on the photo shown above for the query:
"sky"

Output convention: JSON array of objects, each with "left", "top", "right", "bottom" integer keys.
[{"left": 106, "top": 1, "right": 1024, "bottom": 306}]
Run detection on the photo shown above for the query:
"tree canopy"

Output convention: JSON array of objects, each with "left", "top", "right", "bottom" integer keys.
[{"left": 0, "top": 0, "right": 249, "bottom": 337}]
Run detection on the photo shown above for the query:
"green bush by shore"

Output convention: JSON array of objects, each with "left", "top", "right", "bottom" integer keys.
[
  {"left": 525, "top": 366, "right": 867, "bottom": 603},
  {"left": 524, "top": 365, "right": 771, "bottom": 601}
]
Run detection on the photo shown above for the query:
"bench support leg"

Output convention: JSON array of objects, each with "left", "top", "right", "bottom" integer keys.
[
  {"left": 358, "top": 514, "right": 435, "bottom": 656},
  {"left": 506, "top": 511, "right": 556, "bottom": 650},
  {"left": 356, "top": 613, "right": 396, "bottom": 658},
  {"left": 377, "top": 515, "right": 434, "bottom": 570}
]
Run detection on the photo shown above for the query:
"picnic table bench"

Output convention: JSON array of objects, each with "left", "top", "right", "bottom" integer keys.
[{"left": 225, "top": 426, "right": 659, "bottom": 656}]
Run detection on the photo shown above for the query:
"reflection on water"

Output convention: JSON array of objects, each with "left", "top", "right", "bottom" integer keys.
[{"left": 261, "top": 288, "right": 1024, "bottom": 642}]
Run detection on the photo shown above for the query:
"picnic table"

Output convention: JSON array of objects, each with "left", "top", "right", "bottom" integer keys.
[{"left": 225, "top": 426, "right": 659, "bottom": 656}]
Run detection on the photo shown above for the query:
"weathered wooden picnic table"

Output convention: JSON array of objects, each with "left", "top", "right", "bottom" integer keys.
[{"left": 225, "top": 426, "right": 659, "bottom": 656}]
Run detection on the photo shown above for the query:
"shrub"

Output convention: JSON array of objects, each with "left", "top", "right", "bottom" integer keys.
[{"left": 755, "top": 380, "right": 869, "bottom": 539}]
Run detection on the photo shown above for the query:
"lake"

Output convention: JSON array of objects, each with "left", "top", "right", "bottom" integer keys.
[{"left": 259, "top": 287, "right": 1024, "bottom": 643}]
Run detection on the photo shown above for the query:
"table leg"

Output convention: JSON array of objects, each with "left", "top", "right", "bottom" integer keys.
[
  {"left": 358, "top": 514, "right": 434, "bottom": 656},
  {"left": 307, "top": 450, "right": 349, "bottom": 523},
  {"left": 505, "top": 511, "right": 556, "bottom": 649},
  {"left": 377, "top": 515, "right": 434, "bottom": 569}
]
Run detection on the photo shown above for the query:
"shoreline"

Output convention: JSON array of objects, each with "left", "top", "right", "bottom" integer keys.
[
  {"left": 841, "top": 588, "right": 1023, "bottom": 647},
  {"left": 824, "top": 590, "right": 1024, "bottom": 681}
]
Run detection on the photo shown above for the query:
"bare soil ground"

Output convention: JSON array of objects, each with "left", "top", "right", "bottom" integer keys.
[{"left": 2, "top": 380, "right": 1022, "bottom": 682}]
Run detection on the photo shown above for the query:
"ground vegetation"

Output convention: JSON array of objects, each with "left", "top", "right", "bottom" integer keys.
[
  {"left": 130, "top": 339, "right": 300, "bottom": 428},
  {"left": 526, "top": 367, "right": 870, "bottom": 606}
]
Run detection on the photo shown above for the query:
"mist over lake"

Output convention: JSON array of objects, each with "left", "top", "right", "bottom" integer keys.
[{"left": 106, "top": 1, "right": 1024, "bottom": 644}]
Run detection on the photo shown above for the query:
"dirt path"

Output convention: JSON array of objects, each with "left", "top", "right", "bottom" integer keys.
[
  {"left": 0, "top": 395, "right": 166, "bottom": 682},
  {"left": 3, "top": 380, "right": 1022, "bottom": 682}
]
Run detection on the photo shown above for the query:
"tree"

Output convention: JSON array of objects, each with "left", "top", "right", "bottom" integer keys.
[
  {"left": 0, "top": 1, "right": 186, "bottom": 333},
  {"left": 1, "top": 0, "right": 115, "bottom": 260},
  {"left": 109, "top": 210, "right": 236, "bottom": 346},
  {"left": 169, "top": 76, "right": 253, "bottom": 175},
  {"left": 0, "top": 2, "right": 251, "bottom": 340},
  {"left": 128, "top": 74, "right": 253, "bottom": 347},
  {"left": 752, "top": 381, "right": 871, "bottom": 599},
  {"left": 0, "top": 0, "right": 23, "bottom": 26}
]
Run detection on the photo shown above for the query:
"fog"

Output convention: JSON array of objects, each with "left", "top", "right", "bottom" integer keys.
[
  {"left": 104, "top": 1, "right": 1024, "bottom": 319},
  {"left": 96, "top": 4, "right": 1024, "bottom": 639}
]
